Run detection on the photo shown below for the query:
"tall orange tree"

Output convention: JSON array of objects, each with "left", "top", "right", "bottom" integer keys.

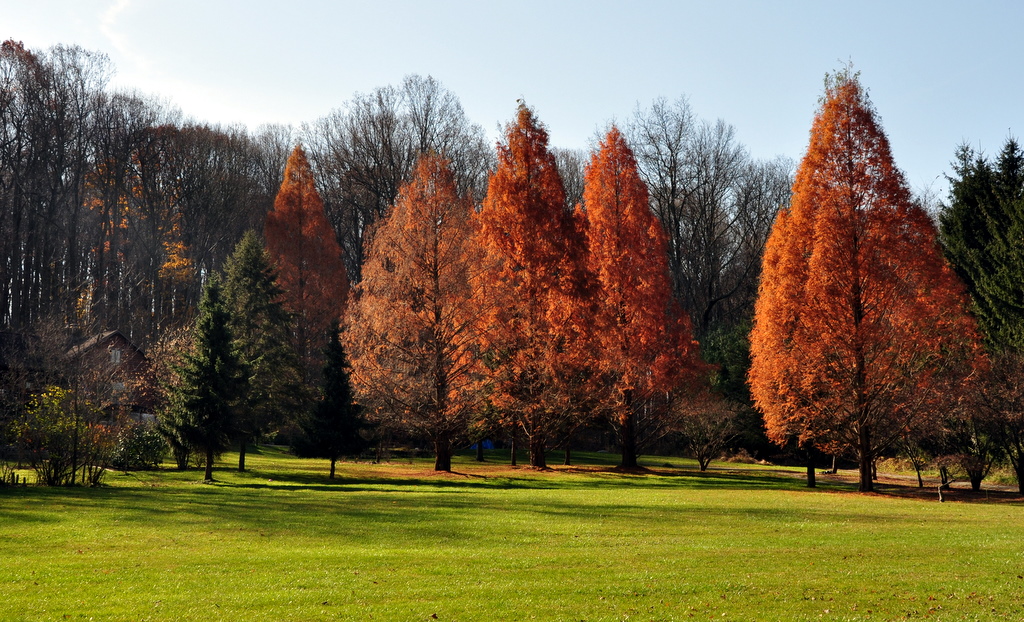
[
  {"left": 346, "top": 154, "right": 485, "bottom": 471},
  {"left": 475, "top": 103, "right": 589, "bottom": 468},
  {"left": 748, "top": 70, "right": 983, "bottom": 492},
  {"left": 583, "top": 127, "right": 703, "bottom": 467},
  {"left": 265, "top": 145, "right": 348, "bottom": 375}
]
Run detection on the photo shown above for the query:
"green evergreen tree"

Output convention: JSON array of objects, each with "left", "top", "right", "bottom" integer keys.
[
  {"left": 294, "top": 322, "right": 367, "bottom": 479},
  {"left": 222, "top": 231, "right": 307, "bottom": 471},
  {"left": 167, "top": 275, "right": 247, "bottom": 482},
  {"left": 940, "top": 138, "right": 1024, "bottom": 352},
  {"left": 940, "top": 137, "right": 1024, "bottom": 493}
]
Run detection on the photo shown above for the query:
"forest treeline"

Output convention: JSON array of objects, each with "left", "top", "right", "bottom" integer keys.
[
  {"left": 2, "top": 42, "right": 1022, "bottom": 494},
  {"left": 0, "top": 40, "right": 787, "bottom": 350}
]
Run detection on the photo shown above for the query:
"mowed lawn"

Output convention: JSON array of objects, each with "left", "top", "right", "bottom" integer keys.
[{"left": 2, "top": 448, "right": 1023, "bottom": 621}]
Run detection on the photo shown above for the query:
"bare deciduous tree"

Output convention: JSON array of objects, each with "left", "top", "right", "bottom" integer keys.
[
  {"left": 302, "top": 75, "right": 491, "bottom": 282},
  {"left": 628, "top": 97, "right": 792, "bottom": 339}
]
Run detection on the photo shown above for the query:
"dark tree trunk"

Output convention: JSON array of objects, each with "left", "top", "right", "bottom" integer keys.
[
  {"left": 510, "top": 428, "right": 517, "bottom": 466},
  {"left": 804, "top": 443, "right": 816, "bottom": 487},
  {"left": 529, "top": 432, "right": 546, "bottom": 468},
  {"left": 329, "top": 458, "right": 336, "bottom": 479},
  {"left": 968, "top": 470, "right": 983, "bottom": 492},
  {"left": 619, "top": 393, "right": 637, "bottom": 468},
  {"left": 1015, "top": 460, "right": 1024, "bottom": 496},
  {"left": 858, "top": 425, "right": 873, "bottom": 492},
  {"left": 238, "top": 436, "right": 247, "bottom": 472},
  {"left": 434, "top": 437, "right": 452, "bottom": 472},
  {"left": 204, "top": 447, "right": 214, "bottom": 482},
  {"left": 563, "top": 443, "right": 571, "bottom": 466},
  {"left": 173, "top": 446, "right": 189, "bottom": 471},
  {"left": 476, "top": 441, "right": 485, "bottom": 462}
]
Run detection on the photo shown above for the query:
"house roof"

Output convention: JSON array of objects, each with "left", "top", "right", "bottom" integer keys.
[{"left": 68, "top": 330, "right": 147, "bottom": 360}]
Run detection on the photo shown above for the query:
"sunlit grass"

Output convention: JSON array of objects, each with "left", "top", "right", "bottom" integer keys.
[{"left": 2, "top": 447, "right": 1023, "bottom": 620}]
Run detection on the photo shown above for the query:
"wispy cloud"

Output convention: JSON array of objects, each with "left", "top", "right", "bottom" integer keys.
[{"left": 99, "top": 0, "right": 151, "bottom": 72}]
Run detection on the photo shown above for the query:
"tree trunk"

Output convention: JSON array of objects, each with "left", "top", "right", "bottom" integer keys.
[
  {"left": 529, "top": 432, "right": 546, "bottom": 468},
  {"left": 939, "top": 466, "right": 952, "bottom": 489},
  {"left": 434, "top": 437, "right": 452, "bottom": 472},
  {"left": 173, "top": 446, "right": 189, "bottom": 471},
  {"left": 510, "top": 429, "right": 517, "bottom": 466},
  {"left": 968, "top": 469, "right": 983, "bottom": 492},
  {"left": 238, "top": 436, "right": 247, "bottom": 472},
  {"left": 476, "top": 441, "right": 485, "bottom": 462},
  {"left": 563, "top": 443, "right": 571, "bottom": 466},
  {"left": 619, "top": 394, "right": 638, "bottom": 468},
  {"left": 71, "top": 407, "right": 80, "bottom": 486},
  {"left": 803, "top": 444, "right": 816, "bottom": 487},
  {"left": 204, "top": 447, "right": 214, "bottom": 482},
  {"left": 329, "top": 458, "right": 336, "bottom": 479},
  {"left": 1015, "top": 460, "right": 1024, "bottom": 496},
  {"left": 830, "top": 454, "right": 838, "bottom": 475},
  {"left": 858, "top": 425, "right": 873, "bottom": 492}
]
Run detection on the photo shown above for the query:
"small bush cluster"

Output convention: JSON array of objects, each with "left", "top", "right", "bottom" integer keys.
[
  {"left": 13, "top": 387, "right": 116, "bottom": 486},
  {"left": 111, "top": 422, "right": 167, "bottom": 471}
]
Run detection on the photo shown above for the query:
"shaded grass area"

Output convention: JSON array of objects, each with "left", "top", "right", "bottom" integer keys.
[{"left": 2, "top": 448, "right": 1023, "bottom": 621}]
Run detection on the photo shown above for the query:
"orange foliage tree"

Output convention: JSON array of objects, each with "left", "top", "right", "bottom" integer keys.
[
  {"left": 475, "top": 103, "right": 590, "bottom": 468},
  {"left": 583, "top": 127, "right": 703, "bottom": 467},
  {"left": 748, "top": 71, "right": 983, "bottom": 492},
  {"left": 346, "top": 154, "right": 486, "bottom": 471},
  {"left": 265, "top": 145, "right": 349, "bottom": 375}
]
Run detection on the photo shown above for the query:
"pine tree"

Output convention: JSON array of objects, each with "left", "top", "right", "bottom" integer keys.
[
  {"left": 222, "top": 230, "right": 307, "bottom": 471},
  {"left": 167, "top": 276, "right": 247, "bottom": 482},
  {"left": 295, "top": 322, "right": 367, "bottom": 478},
  {"left": 940, "top": 138, "right": 1024, "bottom": 493},
  {"left": 748, "top": 70, "right": 983, "bottom": 492},
  {"left": 940, "top": 138, "right": 1024, "bottom": 352}
]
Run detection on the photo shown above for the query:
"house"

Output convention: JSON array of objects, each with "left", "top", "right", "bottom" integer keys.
[{"left": 66, "top": 330, "right": 156, "bottom": 419}]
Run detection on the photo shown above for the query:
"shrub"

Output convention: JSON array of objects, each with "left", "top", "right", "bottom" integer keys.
[
  {"left": 112, "top": 421, "right": 168, "bottom": 471},
  {"left": 16, "top": 386, "right": 113, "bottom": 486}
]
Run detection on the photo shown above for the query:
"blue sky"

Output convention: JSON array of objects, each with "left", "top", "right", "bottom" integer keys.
[{"left": 5, "top": 0, "right": 1023, "bottom": 198}]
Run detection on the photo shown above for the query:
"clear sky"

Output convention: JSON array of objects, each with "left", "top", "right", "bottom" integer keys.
[{"left": 4, "top": 0, "right": 1023, "bottom": 198}]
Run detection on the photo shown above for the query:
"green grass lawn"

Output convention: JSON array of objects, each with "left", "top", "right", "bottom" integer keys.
[{"left": 2, "top": 448, "right": 1023, "bottom": 621}]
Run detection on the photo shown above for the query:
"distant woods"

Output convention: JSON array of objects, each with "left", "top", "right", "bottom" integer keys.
[
  {"left": 0, "top": 41, "right": 284, "bottom": 344},
  {"left": 0, "top": 41, "right": 788, "bottom": 353}
]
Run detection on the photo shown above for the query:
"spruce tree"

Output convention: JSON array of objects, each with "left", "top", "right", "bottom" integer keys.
[
  {"left": 222, "top": 231, "right": 307, "bottom": 471},
  {"left": 168, "top": 275, "right": 247, "bottom": 482},
  {"left": 295, "top": 322, "right": 367, "bottom": 479},
  {"left": 940, "top": 138, "right": 1024, "bottom": 352},
  {"left": 940, "top": 138, "right": 1024, "bottom": 493}
]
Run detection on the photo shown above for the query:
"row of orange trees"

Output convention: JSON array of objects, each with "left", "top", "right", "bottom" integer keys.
[
  {"left": 250, "top": 69, "right": 1009, "bottom": 491},
  {"left": 263, "top": 105, "right": 708, "bottom": 472}
]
